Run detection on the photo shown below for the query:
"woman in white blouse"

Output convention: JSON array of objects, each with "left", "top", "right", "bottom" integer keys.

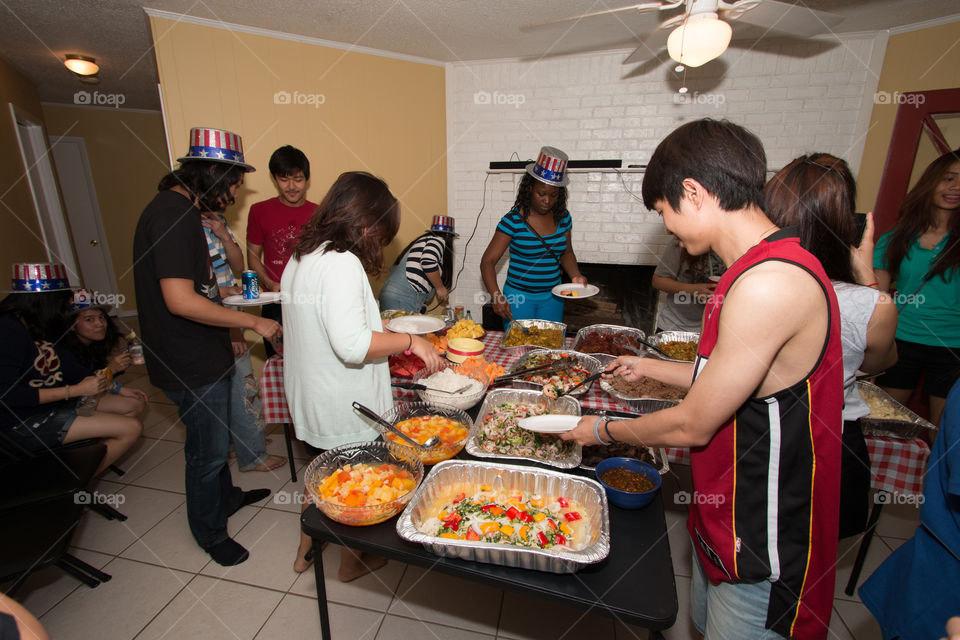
[{"left": 282, "top": 171, "right": 441, "bottom": 579}]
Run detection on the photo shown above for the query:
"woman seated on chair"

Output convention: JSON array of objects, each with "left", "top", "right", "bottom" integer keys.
[
  {"left": 61, "top": 288, "right": 148, "bottom": 419},
  {"left": 0, "top": 264, "right": 142, "bottom": 475}
]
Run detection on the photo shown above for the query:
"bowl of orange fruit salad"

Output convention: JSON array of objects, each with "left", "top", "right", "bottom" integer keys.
[
  {"left": 378, "top": 401, "right": 475, "bottom": 465},
  {"left": 304, "top": 441, "right": 424, "bottom": 526}
]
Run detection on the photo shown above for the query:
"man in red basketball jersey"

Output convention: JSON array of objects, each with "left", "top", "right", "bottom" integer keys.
[{"left": 564, "top": 119, "right": 843, "bottom": 639}]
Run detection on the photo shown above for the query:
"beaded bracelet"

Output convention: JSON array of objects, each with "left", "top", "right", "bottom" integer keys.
[{"left": 593, "top": 417, "right": 612, "bottom": 446}]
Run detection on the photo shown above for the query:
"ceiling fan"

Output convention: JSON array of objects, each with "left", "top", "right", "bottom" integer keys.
[{"left": 522, "top": 0, "right": 843, "bottom": 68}]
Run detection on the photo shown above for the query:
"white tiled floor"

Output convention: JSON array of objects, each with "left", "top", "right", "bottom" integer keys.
[{"left": 4, "top": 364, "right": 917, "bottom": 639}]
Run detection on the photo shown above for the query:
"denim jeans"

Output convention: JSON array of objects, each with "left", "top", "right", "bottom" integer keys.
[
  {"left": 164, "top": 378, "right": 244, "bottom": 549},
  {"left": 691, "top": 551, "right": 784, "bottom": 639},
  {"left": 378, "top": 263, "right": 432, "bottom": 313},
  {"left": 230, "top": 352, "right": 268, "bottom": 470},
  {"left": 503, "top": 283, "right": 564, "bottom": 323}
]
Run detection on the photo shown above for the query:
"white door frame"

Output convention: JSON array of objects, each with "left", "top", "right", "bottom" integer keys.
[
  {"left": 49, "top": 135, "right": 123, "bottom": 310},
  {"left": 9, "top": 103, "right": 80, "bottom": 282}
]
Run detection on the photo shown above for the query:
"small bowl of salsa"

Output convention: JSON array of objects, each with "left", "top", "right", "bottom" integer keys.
[{"left": 595, "top": 457, "right": 661, "bottom": 509}]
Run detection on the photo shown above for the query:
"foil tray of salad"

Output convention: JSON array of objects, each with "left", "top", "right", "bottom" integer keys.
[
  {"left": 505, "top": 349, "right": 602, "bottom": 398},
  {"left": 396, "top": 459, "right": 610, "bottom": 573},
  {"left": 466, "top": 388, "right": 582, "bottom": 469}
]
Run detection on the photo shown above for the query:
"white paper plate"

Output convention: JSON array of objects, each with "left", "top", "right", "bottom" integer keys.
[
  {"left": 517, "top": 414, "right": 581, "bottom": 433},
  {"left": 552, "top": 283, "right": 599, "bottom": 299},
  {"left": 387, "top": 315, "right": 446, "bottom": 335},
  {"left": 222, "top": 291, "right": 283, "bottom": 307}
]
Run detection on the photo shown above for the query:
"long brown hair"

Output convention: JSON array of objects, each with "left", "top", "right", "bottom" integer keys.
[
  {"left": 293, "top": 171, "right": 400, "bottom": 275},
  {"left": 883, "top": 149, "right": 960, "bottom": 284},
  {"left": 764, "top": 153, "right": 857, "bottom": 283}
]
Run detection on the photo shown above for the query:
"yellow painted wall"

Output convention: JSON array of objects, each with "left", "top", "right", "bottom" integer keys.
[
  {"left": 856, "top": 21, "right": 960, "bottom": 213},
  {"left": 0, "top": 56, "right": 53, "bottom": 267},
  {"left": 41, "top": 105, "right": 170, "bottom": 311},
  {"left": 149, "top": 17, "right": 446, "bottom": 278},
  {"left": 149, "top": 17, "right": 447, "bottom": 367}
]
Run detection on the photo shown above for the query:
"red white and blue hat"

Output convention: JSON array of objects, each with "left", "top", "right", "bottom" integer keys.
[
  {"left": 177, "top": 127, "right": 255, "bottom": 172},
  {"left": 526, "top": 146, "right": 569, "bottom": 187},
  {"left": 429, "top": 215, "right": 456, "bottom": 235},
  {"left": 8, "top": 263, "right": 74, "bottom": 293}
]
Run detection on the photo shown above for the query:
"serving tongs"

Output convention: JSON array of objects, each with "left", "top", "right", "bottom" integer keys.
[
  {"left": 637, "top": 338, "right": 673, "bottom": 360},
  {"left": 391, "top": 381, "right": 473, "bottom": 394},
  {"left": 351, "top": 401, "right": 440, "bottom": 448},
  {"left": 491, "top": 362, "right": 559, "bottom": 385},
  {"left": 553, "top": 370, "right": 607, "bottom": 398}
]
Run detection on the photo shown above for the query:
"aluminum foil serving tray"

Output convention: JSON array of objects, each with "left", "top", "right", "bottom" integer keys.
[
  {"left": 645, "top": 330, "right": 700, "bottom": 362},
  {"left": 857, "top": 381, "right": 936, "bottom": 440},
  {"left": 571, "top": 323, "right": 647, "bottom": 361},
  {"left": 499, "top": 319, "right": 567, "bottom": 353},
  {"left": 467, "top": 388, "right": 583, "bottom": 469},
  {"left": 506, "top": 349, "right": 602, "bottom": 398},
  {"left": 396, "top": 460, "right": 610, "bottom": 573}
]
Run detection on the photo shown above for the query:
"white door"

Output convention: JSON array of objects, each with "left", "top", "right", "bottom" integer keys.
[
  {"left": 9, "top": 104, "right": 80, "bottom": 283},
  {"left": 48, "top": 135, "right": 121, "bottom": 307}
]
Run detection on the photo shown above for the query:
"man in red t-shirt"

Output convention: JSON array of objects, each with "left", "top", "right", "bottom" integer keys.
[{"left": 246, "top": 145, "right": 316, "bottom": 356}]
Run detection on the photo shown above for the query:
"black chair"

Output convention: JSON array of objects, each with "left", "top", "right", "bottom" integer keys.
[{"left": 0, "top": 437, "right": 115, "bottom": 592}]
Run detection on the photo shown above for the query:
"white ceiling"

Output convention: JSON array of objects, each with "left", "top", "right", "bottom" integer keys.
[{"left": 0, "top": 0, "right": 957, "bottom": 110}]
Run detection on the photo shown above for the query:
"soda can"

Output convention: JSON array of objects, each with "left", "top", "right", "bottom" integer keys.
[{"left": 242, "top": 270, "right": 260, "bottom": 299}]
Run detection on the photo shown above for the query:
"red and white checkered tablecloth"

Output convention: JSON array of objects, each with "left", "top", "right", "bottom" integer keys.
[{"left": 260, "top": 331, "right": 930, "bottom": 496}]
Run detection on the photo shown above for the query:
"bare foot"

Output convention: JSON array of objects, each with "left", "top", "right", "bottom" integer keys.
[
  {"left": 293, "top": 540, "right": 326, "bottom": 573},
  {"left": 338, "top": 549, "right": 388, "bottom": 582}
]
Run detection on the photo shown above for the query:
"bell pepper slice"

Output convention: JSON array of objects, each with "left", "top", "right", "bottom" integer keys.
[
  {"left": 555, "top": 533, "right": 567, "bottom": 545},
  {"left": 464, "top": 528, "right": 481, "bottom": 541},
  {"left": 518, "top": 511, "right": 534, "bottom": 523},
  {"left": 518, "top": 525, "right": 530, "bottom": 540},
  {"left": 532, "top": 512, "right": 546, "bottom": 523},
  {"left": 563, "top": 511, "right": 582, "bottom": 522},
  {"left": 505, "top": 506, "right": 521, "bottom": 521},
  {"left": 480, "top": 522, "right": 500, "bottom": 535},
  {"left": 546, "top": 518, "right": 558, "bottom": 530},
  {"left": 500, "top": 525, "right": 515, "bottom": 536},
  {"left": 480, "top": 504, "right": 504, "bottom": 517},
  {"left": 536, "top": 531, "right": 549, "bottom": 548},
  {"left": 558, "top": 497, "right": 569, "bottom": 508},
  {"left": 452, "top": 492, "right": 466, "bottom": 503}
]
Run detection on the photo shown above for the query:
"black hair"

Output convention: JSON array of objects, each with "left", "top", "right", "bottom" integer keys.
[
  {"left": 63, "top": 309, "right": 125, "bottom": 370},
  {"left": 642, "top": 118, "right": 767, "bottom": 213},
  {"left": 0, "top": 290, "right": 73, "bottom": 342},
  {"left": 514, "top": 173, "right": 568, "bottom": 224},
  {"left": 157, "top": 160, "right": 246, "bottom": 213},
  {"left": 392, "top": 231, "right": 455, "bottom": 289},
  {"left": 269, "top": 145, "right": 310, "bottom": 180}
]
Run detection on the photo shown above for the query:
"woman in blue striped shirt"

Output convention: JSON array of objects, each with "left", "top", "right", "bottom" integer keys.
[{"left": 481, "top": 147, "right": 587, "bottom": 323}]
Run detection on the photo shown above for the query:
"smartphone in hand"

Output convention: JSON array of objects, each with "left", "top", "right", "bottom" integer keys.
[{"left": 853, "top": 213, "right": 868, "bottom": 247}]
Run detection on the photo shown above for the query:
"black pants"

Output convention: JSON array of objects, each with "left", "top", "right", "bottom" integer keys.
[
  {"left": 261, "top": 303, "right": 282, "bottom": 358},
  {"left": 839, "top": 418, "right": 871, "bottom": 539}
]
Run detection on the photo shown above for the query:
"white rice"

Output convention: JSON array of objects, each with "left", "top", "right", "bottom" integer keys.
[{"left": 422, "top": 369, "right": 482, "bottom": 395}]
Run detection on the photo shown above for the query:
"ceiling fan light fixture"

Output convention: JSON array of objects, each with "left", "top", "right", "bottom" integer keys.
[
  {"left": 666, "top": 13, "right": 731, "bottom": 68},
  {"left": 64, "top": 54, "right": 99, "bottom": 76}
]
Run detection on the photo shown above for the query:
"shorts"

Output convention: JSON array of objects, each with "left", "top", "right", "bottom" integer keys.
[
  {"left": 877, "top": 339, "right": 960, "bottom": 398},
  {"left": 5, "top": 406, "right": 78, "bottom": 452},
  {"left": 690, "top": 551, "right": 784, "bottom": 640}
]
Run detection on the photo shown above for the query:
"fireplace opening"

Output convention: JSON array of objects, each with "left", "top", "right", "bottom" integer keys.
[{"left": 480, "top": 263, "right": 658, "bottom": 335}]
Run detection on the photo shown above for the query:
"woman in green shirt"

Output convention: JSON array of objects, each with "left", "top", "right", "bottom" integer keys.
[{"left": 874, "top": 149, "right": 960, "bottom": 426}]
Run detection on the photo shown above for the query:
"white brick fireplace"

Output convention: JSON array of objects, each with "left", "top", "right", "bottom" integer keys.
[{"left": 443, "top": 33, "right": 887, "bottom": 318}]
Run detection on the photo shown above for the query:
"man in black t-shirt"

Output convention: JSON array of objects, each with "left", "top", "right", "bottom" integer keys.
[{"left": 133, "top": 127, "right": 281, "bottom": 566}]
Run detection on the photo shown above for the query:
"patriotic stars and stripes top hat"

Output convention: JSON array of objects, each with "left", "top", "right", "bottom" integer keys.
[
  {"left": 429, "top": 215, "right": 456, "bottom": 235},
  {"left": 7, "top": 263, "right": 74, "bottom": 293},
  {"left": 176, "top": 127, "right": 256, "bottom": 172},
  {"left": 526, "top": 146, "right": 569, "bottom": 187}
]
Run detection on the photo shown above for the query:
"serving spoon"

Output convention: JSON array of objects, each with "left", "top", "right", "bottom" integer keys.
[{"left": 351, "top": 401, "right": 441, "bottom": 448}]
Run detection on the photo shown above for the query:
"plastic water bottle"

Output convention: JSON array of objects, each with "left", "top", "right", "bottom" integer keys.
[
  {"left": 126, "top": 331, "right": 145, "bottom": 365},
  {"left": 465, "top": 310, "right": 473, "bottom": 322}
]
